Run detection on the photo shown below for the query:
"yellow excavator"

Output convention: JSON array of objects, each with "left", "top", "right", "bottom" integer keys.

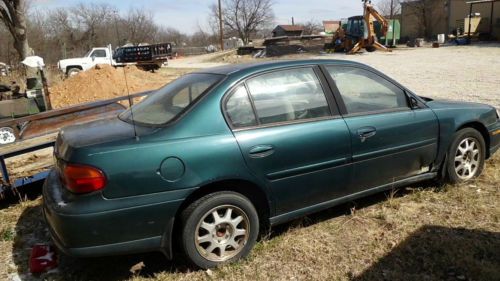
[{"left": 327, "top": 0, "right": 392, "bottom": 54}]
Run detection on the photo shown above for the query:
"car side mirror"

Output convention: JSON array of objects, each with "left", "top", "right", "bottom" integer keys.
[
  {"left": 409, "top": 96, "right": 419, "bottom": 109},
  {"left": 91, "top": 55, "right": 96, "bottom": 62}
]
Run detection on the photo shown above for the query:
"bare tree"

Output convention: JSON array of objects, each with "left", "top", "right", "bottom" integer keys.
[
  {"left": 156, "top": 27, "right": 187, "bottom": 46},
  {"left": 301, "top": 20, "right": 322, "bottom": 35},
  {"left": 375, "top": 0, "right": 401, "bottom": 18},
  {"left": 0, "top": 2, "right": 222, "bottom": 64},
  {"left": 210, "top": 0, "right": 275, "bottom": 44},
  {"left": 123, "top": 8, "right": 157, "bottom": 44},
  {"left": 70, "top": 3, "right": 114, "bottom": 50},
  {"left": 0, "top": 0, "right": 31, "bottom": 60},
  {"left": 400, "top": 0, "right": 440, "bottom": 38}
]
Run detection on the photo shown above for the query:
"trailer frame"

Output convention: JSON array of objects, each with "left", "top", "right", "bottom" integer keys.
[{"left": 0, "top": 91, "right": 152, "bottom": 195}]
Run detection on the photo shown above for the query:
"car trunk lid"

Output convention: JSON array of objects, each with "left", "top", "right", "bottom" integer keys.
[{"left": 54, "top": 116, "right": 154, "bottom": 162}]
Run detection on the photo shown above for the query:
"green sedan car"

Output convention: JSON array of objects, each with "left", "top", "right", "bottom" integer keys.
[{"left": 43, "top": 60, "right": 500, "bottom": 268}]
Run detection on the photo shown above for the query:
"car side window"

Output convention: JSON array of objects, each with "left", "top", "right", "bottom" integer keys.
[
  {"left": 225, "top": 85, "right": 258, "bottom": 128},
  {"left": 246, "top": 67, "right": 331, "bottom": 125},
  {"left": 91, "top": 50, "right": 107, "bottom": 58},
  {"left": 325, "top": 66, "right": 409, "bottom": 114},
  {"left": 173, "top": 81, "right": 212, "bottom": 107}
]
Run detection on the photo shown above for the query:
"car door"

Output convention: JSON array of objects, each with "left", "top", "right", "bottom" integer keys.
[
  {"left": 322, "top": 65, "right": 439, "bottom": 192},
  {"left": 223, "top": 67, "right": 352, "bottom": 215}
]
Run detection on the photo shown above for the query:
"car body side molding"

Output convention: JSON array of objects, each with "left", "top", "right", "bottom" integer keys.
[{"left": 269, "top": 172, "right": 437, "bottom": 226}]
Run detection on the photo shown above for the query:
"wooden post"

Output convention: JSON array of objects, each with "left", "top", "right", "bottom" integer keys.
[
  {"left": 40, "top": 69, "right": 52, "bottom": 111},
  {"left": 218, "top": 0, "right": 224, "bottom": 51}
]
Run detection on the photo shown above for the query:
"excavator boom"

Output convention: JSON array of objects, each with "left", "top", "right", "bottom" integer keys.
[{"left": 348, "top": 0, "right": 392, "bottom": 54}]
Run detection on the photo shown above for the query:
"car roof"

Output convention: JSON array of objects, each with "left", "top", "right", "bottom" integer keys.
[{"left": 194, "top": 59, "right": 367, "bottom": 76}]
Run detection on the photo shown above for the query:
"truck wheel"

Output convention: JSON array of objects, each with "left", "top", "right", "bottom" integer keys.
[
  {"left": 366, "top": 46, "right": 376, "bottom": 52},
  {"left": 67, "top": 68, "right": 81, "bottom": 77},
  {"left": 445, "top": 128, "right": 485, "bottom": 184},
  {"left": 180, "top": 191, "right": 259, "bottom": 269}
]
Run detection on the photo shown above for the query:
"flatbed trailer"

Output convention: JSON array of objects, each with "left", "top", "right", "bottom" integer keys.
[{"left": 0, "top": 91, "right": 151, "bottom": 196}]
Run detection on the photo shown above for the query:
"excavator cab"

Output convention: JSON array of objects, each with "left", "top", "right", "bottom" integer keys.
[{"left": 346, "top": 16, "right": 366, "bottom": 39}]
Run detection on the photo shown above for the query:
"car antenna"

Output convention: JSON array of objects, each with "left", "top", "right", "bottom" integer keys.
[{"left": 113, "top": 11, "right": 139, "bottom": 141}]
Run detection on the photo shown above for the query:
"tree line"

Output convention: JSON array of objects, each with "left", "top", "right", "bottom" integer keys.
[
  {"left": 0, "top": 0, "right": 280, "bottom": 66},
  {"left": 0, "top": 2, "right": 220, "bottom": 65},
  {"left": 1, "top": 0, "right": 417, "bottom": 67}
]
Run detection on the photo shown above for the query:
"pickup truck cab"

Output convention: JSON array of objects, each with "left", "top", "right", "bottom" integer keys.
[{"left": 58, "top": 45, "right": 114, "bottom": 76}]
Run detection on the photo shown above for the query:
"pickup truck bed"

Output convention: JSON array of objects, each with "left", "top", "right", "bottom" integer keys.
[{"left": 113, "top": 43, "right": 172, "bottom": 64}]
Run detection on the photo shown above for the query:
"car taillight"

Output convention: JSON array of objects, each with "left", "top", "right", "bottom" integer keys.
[{"left": 63, "top": 164, "right": 107, "bottom": 194}]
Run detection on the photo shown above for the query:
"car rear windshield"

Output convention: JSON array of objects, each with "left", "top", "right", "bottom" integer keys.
[{"left": 119, "top": 73, "right": 223, "bottom": 126}]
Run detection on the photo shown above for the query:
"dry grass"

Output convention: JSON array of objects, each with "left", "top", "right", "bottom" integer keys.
[
  {"left": 0, "top": 154, "right": 498, "bottom": 281},
  {"left": 1, "top": 45, "right": 499, "bottom": 280}
]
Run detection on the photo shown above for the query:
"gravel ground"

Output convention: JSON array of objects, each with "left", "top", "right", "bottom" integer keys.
[{"left": 312, "top": 43, "right": 500, "bottom": 109}]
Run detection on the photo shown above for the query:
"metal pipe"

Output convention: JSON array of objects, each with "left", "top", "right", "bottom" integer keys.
[
  {"left": 468, "top": 3, "right": 473, "bottom": 43},
  {"left": 218, "top": 0, "right": 224, "bottom": 50},
  {"left": 490, "top": 1, "right": 494, "bottom": 36}
]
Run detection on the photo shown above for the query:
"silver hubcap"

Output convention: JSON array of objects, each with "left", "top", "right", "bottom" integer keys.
[
  {"left": 195, "top": 205, "right": 249, "bottom": 262},
  {"left": 454, "top": 137, "right": 480, "bottom": 180}
]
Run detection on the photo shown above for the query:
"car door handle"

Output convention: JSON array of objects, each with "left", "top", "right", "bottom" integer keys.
[
  {"left": 249, "top": 145, "right": 275, "bottom": 158},
  {"left": 357, "top": 127, "right": 376, "bottom": 142}
]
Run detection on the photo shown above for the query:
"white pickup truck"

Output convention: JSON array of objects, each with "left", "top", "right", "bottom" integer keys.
[{"left": 57, "top": 43, "right": 172, "bottom": 76}]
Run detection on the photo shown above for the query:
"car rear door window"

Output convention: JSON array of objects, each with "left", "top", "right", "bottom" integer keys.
[
  {"left": 246, "top": 67, "right": 331, "bottom": 125},
  {"left": 325, "top": 66, "right": 409, "bottom": 114},
  {"left": 225, "top": 85, "right": 257, "bottom": 128}
]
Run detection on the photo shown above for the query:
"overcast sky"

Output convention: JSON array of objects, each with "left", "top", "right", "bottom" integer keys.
[{"left": 32, "top": 0, "right": 363, "bottom": 34}]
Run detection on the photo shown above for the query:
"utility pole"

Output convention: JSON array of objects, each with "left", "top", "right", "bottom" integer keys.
[
  {"left": 390, "top": 0, "right": 395, "bottom": 46},
  {"left": 385, "top": 0, "right": 394, "bottom": 46},
  {"left": 218, "top": 0, "right": 224, "bottom": 51}
]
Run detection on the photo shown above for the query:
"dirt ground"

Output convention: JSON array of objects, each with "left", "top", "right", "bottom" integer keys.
[{"left": 0, "top": 44, "right": 499, "bottom": 281}]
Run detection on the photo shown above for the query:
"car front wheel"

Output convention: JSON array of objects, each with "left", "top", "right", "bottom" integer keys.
[
  {"left": 180, "top": 191, "right": 259, "bottom": 269},
  {"left": 446, "top": 128, "right": 486, "bottom": 183},
  {"left": 67, "top": 68, "right": 81, "bottom": 77}
]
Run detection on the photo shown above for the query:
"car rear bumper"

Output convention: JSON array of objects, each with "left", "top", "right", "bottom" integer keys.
[{"left": 43, "top": 169, "right": 189, "bottom": 258}]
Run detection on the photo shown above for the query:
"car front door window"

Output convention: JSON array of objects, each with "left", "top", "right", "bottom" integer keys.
[{"left": 325, "top": 66, "right": 409, "bottom": 114}]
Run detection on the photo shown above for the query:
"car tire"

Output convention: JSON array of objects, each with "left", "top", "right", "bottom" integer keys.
[
  {"left": 445, "top": 128, "right": 486, "bottom": 184},
  {"left": 67, "top": 68, "right": 81, "bottom": 77},
  {"left": 180, "top": 191, "right": 259, "bottom": 269}
]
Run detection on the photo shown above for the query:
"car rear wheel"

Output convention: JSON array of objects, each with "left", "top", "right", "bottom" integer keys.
[
  {"left": 180, "top": 191, "right": 259, "bottom": 269},
  {"left": 445, "top": 128, "right": 485, "bottom": 184}
]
